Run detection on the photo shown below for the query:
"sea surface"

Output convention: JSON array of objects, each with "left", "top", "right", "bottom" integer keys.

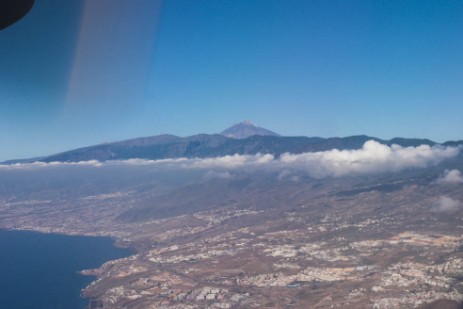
[{"left": 0, "top": 230, "right": 130, "bottom": 309}]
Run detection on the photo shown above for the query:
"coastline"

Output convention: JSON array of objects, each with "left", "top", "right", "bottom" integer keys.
[{"left": 0, "top": 228, "right": 132, "bottom": 309}]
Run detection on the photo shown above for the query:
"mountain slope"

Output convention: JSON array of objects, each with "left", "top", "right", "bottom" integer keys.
[
  {"left": 220, "top": 120, "right": 279, "bottom": 139},
  {"left": 3, "top": 122, "right": 462, "bottom": 164},
  {"left": 8, "top": 135, "right": 451, "bottom": 164}
]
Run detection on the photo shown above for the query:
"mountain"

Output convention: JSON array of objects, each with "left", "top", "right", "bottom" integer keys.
[
  {"left": 3, "top": 135, "right": 450, "bottom": 164},
  {"left": 220, "top": 120, "right": 280, "bottom": 139},
  {"left": 2, "top": 122, "right": 462, "bottom": 164}
]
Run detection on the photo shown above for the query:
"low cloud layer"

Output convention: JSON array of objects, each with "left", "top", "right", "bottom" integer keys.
[
  {"left": 0, "top": 160, "right": 103, "bottom": 169},
  {"left": 432, "top": 196, "right": 461, "bottom": 213},
  {"left": 0, "top": 141, "right": 460, "bottom": 179},
  {"left": 436, "top": 169, "right": 463, "bottom": 184},
  {"left": 277, "top": 141, "right": 458, "bottom": 178}
]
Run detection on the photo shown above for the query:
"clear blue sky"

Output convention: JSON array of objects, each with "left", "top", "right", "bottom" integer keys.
[{"left": 1, "top": 0, "right": 462, "bottom": 161}]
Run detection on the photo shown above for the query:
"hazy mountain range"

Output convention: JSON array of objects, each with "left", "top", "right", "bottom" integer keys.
[{"left": 3, "top": 121, "right": 462, "bottom": 164}]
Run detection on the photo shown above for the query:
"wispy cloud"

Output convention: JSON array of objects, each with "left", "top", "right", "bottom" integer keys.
[
  {"left": 435, "top": 169, "right": 463, "bottom": 184},
  {"left": 189, "top": 153, "right": 275, "bottom": 169},
  {"left": 432, "top": 196, "right": 461, "bottom": 213},
  {"left": 0, "top": 160, "right": 103, "bottom": 169},
  {"left": 204, "top": 171, "right": 233, "bottom": 180},
  {"left": 0, "top": 141, "right": 459, "bottom": 179}
]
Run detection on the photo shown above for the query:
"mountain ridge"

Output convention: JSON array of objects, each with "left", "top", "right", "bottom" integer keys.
[
  {"left": 4, "top": 135, "right": 462, "bottom": 165},
  {"left": 2, "top": 122, "right": 462, "bottom": 164}
]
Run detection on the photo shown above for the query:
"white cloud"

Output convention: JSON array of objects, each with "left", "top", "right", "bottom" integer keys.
[
  {"left": 0, "top": 141, "right": 459, "bottom": 179},
  {"left": 0, "top": 160, "right": 103, "bottom": 169},
  {"left": 276, "top": 140, "right": 459, "bottom": 178},
  {"left": 436, "top": 169, "right": 463, "bottom": 184},
  {"left": 432, "top": 196, "right": 461, "bottom": 213},
  {"left": 189, "top": 153, "right": 274, "bottom": 169}
]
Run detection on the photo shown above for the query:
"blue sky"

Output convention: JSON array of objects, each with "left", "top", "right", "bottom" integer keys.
[{"left": 1, "top": 0, "right": 462, "bottom": 161}]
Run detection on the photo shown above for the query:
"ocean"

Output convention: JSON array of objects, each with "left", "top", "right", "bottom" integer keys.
[{"left": 0, "top": 230, "right": 130, "bottom": 309}]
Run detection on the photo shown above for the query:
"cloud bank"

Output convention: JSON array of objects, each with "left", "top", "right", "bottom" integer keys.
[
  {"left": 0, "top": 160, "right": 103, "bottom": 169},
  {"left": 436, "top": 169, "right": 463, "bottom": 184},
  {"left": 0, "top": 141, "right": 459, "bottom": 179},
  {"left": 277, "top": 141, "right": 458, "bottom": 178}
]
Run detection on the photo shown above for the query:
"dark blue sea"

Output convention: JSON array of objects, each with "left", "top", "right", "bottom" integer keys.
[{"left": 0, "top": 230, "right": 130, "bottom": 309}]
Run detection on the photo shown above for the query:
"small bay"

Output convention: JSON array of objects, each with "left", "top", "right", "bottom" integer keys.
[{"left": 0, "top": 230, "right": 130, "bottom": 309}]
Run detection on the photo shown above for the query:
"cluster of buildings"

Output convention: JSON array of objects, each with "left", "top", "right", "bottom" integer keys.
[{"left": 78, "top": 187, "right": 463, "bottom": 309}]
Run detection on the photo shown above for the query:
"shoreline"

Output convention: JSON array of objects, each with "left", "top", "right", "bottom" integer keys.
[{"left": 0, "top": 228, "right": 133, "bottom": 309}]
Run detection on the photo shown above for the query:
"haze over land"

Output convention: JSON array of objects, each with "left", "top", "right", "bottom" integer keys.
[
  {"left": 2, "top": 0, "right": 463, "bottom": 308},
  {"left": 1, "top": 123, "right": 463, "bottom": 308}
]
